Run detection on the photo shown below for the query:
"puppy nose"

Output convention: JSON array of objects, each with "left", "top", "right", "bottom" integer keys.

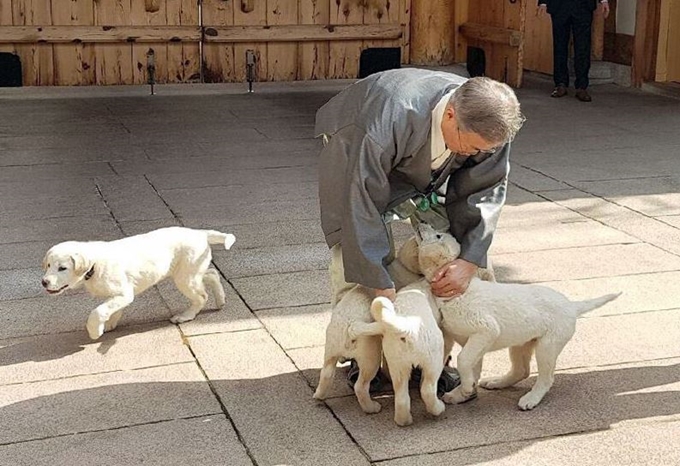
[{"left": 41, "top": 279, "right": 49, "bottom": 288}]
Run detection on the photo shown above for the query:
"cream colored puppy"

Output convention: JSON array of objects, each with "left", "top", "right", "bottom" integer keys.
[
  {"left": 356, "top": 290, "right": 446, "bottom": 426},
  {"left": 41, "top": 227, "right": 235, "bottom": 340},
  {"left": 346, "top": 223, "right": 464, "bottom": 426},
  {"left": 313, "top": 284, "right": 384, "bottom": 414},
  {"left": 414, "top": 224, "right": 621, "bottom": 411}
]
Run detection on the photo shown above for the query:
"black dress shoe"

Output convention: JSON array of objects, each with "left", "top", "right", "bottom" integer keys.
[
  {"left": 346, "top": 359, "right": 389, "bottom": 393},
  {"left": 410, "top": 367, "right": 461, "bottom": 396},
  {"left": 551, "top": 85, "right": 568, "bottom": 98},
  {"left": 575, "top": 89, "right": 592, "bottom": 102}
]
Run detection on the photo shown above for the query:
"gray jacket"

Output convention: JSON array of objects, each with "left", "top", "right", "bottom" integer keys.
[{"left": 315, "top": 68, "right": 510, "bottom": 289}]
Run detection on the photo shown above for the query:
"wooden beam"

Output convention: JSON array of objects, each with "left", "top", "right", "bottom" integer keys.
[
  {"left": 459, "top": 22, "right": 521, "bottom": 47},
  {"left": 0, "top": 26, "right": 200, "bottom": 43},
  {"left": 591, "top": 6, "right": 605, "bottom": 59},
  {"left": 0, "top": 24, "right": 402, "bottom": 45},
  {"left": 410, "top": 0, "right": 456, "bottom": 65},
  {"left": 632, "top": 0, "right": 662, "bottom": 86},
  {"left": 203, "top": 24, "right": 403, "bottom": 43}
]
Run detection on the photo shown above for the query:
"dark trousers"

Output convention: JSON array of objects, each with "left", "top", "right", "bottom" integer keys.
[{"left": 551, "top": 10, "right": 593, "bottom": 89}]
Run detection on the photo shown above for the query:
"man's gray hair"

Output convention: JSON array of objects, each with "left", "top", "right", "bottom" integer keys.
[{"left": 448, "top": 77, "right": 525, "bottom": 144}]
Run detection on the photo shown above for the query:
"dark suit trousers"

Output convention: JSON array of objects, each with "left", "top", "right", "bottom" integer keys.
[{"left": 551, "top": 10, "right": 593, "bottom": 89}]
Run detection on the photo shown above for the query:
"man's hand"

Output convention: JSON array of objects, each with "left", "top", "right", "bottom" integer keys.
[
  {"left": 599, "top": 1, "right": 610, "bottom": 18},
  {"left": 373, "top": 287, "right": 396, "bottom": 302},
  {"left": 430, "top": 259, "right": 478, "bottom": 298},
  {"left": 537, "top": 4, "right": 548, "bottom": 18}
]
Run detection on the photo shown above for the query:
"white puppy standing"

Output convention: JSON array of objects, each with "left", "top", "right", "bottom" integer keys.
[
  {"left": 41, "top": 227, "right": 235, "bottom": 340},
  {"left": 412, "top": 224, "right": 621, "bottom": 411}
]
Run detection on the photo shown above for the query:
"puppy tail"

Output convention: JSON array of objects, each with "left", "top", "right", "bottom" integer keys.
[
  {"left": 205, "top": 231, "right": 236, "bottom": 250},
  {"left": 370, "top": 297, "right": 419, "bottom": 336},
  {"left": 572, "top": 292, "right": 622, "bottom": 316}
]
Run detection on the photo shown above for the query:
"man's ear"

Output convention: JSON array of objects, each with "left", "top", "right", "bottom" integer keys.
[{"left": 70, "top": 252, "right": 91, "bottom": 277}]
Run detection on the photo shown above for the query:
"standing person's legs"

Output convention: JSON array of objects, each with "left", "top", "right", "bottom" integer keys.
[
  {"left": 550, "top": 13, "right": 572, "bottom": 95},
  {"left": 573, "top": 9, "right": 593, "bottom": 100}
]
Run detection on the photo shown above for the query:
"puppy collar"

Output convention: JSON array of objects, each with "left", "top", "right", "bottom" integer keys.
[{"left": 84, "top": 265, "right": 95, "bottom": 281}]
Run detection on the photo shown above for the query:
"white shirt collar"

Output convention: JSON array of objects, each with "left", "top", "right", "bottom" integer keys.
[{"left": 430, "top": 90, "right": 456, "bottom": 170}]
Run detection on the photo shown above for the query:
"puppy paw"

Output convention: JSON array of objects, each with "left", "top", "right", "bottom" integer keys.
[
  {"left": 360, "top": 399, "right": 382, "bottom": 414},
  {"left": 480, "top": 377, "right": 509, "bottom": 390},
  {"left": 518, "top": 392, "right": 543, "bottom": 411},
  {"left": 312, "top": 388, "right": 326, "bottom": 401},
  {"left": 170, "top": 311, "right": 196, "bottom": 324},
  {"left": 86, "top": 314, "right": 105, "bottom": 340},
  {"left": 442, "top": 386, "right": 477, "bottom": 404},
  {"left": 394, "top": 412, "right": 413, "bottom": 427},
  {"left": 427, "top": 399, "right": 446, "bottom": 417}
]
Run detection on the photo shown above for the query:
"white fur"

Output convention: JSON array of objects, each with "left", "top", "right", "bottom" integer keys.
[
  {"left": 313, "top": 285, "right": 385, "bottom": 414},
  {"left": 314, "top": 241, "right": 423, "bottom": 414},
  {"left": 413, "top": 224, "right": 621, "bottom": 411},
  {"left": 41, "top": 227, "right": 235, "bottom": 340},
  {"left": 352, "top": 288, "right": 446, "bottom": 426}
]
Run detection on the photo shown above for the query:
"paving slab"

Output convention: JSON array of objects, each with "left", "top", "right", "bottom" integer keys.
[
  {"left": 0, "top": 194, "right": 109, "bottom": 220},
  {"left": 571, "top": 176, "right": 680, "bottom": 217},
  {"left": 0, "top": 267, "right": 56, "bottom": 301},
  {"left": 514, "top": 146, "right": 680, "bottom": 182},
  {"left": 495, "top": 200, "right": 585, "bottom": 230},
  {"left": 0, "top": 161, "right": 115, "bottom": 183},
  {"left": 178, "top": 198, "right": 320, "bottom": 227},
  {"left": 460, "top": 308, "right": 680, "bottom": 380},
  {"left": 0, "top": 323, "right": 191, "bottom": 385},
  {"left": 491, "top": 218, "right": 638, "bottom": 255},
  {"left": 118, "top": 218, "right": 182, "bottom": 237},
  {"left": 0, "top": 362, "right": 221, "bottom": 445},
  {"left": 155, "top": 279, "right": 262, "bottom": 336},
  {"left": 540, "top": 271, "right": 680, "bottom": 317},
  {"left": 0, "top": 145, "right": 146, "bottom": 166},
  {"left": 111, "top": 153, "right": 318, "bottom": 176},
  {"left": 211, "top": 219, "right": 325, "bottom": 249},
  {"left": 128, "top": 127, "right": 266, "bottom": 146},
  {"left": 508, "top": 163, "right": 571, "bottom": 192},
  {"left": 0, "top": 415, "right": 253, "bottom": 466},
  {"left": 325, "top": 358, "right": 680, "bottom": 461},
  {"left": 542, "top": 189, "right": 680, "bottom": 256},
  {"left": 188, "top": 329, "right": 370, "bottom": 466},
  {"left": 491, "top": 243, "right": 680, "bottom": 283},
  {"left": 287, "top": 345, "right": 355, "bottom": 400},
  {"left": 141, "top": 138, "right": 320, "bottom": 160},
  {"left": 148, "top": 165, "right": 319, "bottom": 190},
  {"left": 256, "top": 303, "right": 331, "bottom": 350},
  {"left": 660, "top": 215, "right": 680, "bottom": 228},
  {"left": 380, "top": 420, "right": 680, "bottom": 466},
  {"left": 159, "top": 180, "right": 318, "bottom": 210},
  {"left": 212, "top": 242, "right": 328, "bottom": 278},
  {"left": 0, "top": 287, "right": 171, "bottom": 340},
  {"left": 231, "top": 269, "right": 330, "bottom": 310},
  {"left": 0, "top": 215, "right": 121, "bottom": 244},
  {"left": 0, "top": 240, "right": 59, "bottom": 271},
  {"left": 94, "top": 175, "right": 174, "bottom": 222}
]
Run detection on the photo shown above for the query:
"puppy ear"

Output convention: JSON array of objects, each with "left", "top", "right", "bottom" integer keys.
[
  {"left": 41, "top": 252, "right": 49, "bottom": 271},
  {"left": 70, "top": 252, "right": 91, "bottom": 277},
  {"left": 397, "top": 236, "right": 421, "bottom": 274}
]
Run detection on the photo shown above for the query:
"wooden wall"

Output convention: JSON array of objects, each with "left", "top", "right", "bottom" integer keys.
[{"left": 0, "top": 0, "right": 410, "bottom": 85}]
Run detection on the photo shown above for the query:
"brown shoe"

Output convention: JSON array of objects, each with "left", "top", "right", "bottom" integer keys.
[
  {"left": 551, "top": 85, "right": 567, "bottom": 98},
  {"left": 575, "top": 89, "right": 592, "bottom": 102}
]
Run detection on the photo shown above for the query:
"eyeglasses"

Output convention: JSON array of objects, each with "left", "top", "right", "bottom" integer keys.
[{"left": 456, "top": 124, "right": 499, "bottom": 156}]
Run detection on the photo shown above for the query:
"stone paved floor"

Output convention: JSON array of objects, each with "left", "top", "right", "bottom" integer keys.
[{"left": 1, "top": 73, "right": 679, "bottom": 465}]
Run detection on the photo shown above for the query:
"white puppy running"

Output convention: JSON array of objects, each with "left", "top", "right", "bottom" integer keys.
[
  {"left": 41, "top": 227, "right": 235, "bottom": 340},
  {"left": 413, "top": 224, "right": 621, "bottom": 411}
]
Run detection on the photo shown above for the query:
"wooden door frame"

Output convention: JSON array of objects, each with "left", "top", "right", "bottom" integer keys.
[{"left": 632, "top": 0, "right": 662, "bottom": 86}]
